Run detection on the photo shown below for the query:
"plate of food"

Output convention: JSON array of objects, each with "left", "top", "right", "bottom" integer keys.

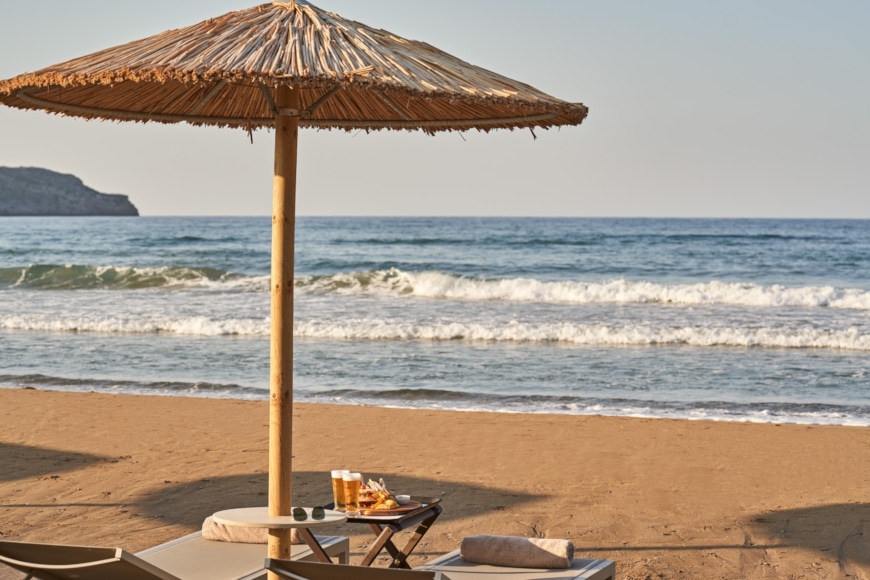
[
  {"left": 358, "top": 478, "right": 421, "bottom": 516},
  {"left": 360, "top": 500, "right": 422, "bottom": 516}
]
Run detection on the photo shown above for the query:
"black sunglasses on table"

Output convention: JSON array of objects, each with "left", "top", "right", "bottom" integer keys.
[{"left": 292, "top": 506, "right": 325, "bottom": 521}]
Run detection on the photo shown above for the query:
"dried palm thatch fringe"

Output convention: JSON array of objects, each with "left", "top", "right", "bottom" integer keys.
[{"left": 0, "top": 1, "right": 587, "bottom": 133}]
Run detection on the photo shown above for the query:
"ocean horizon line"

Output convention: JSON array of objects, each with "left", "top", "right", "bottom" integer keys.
[
  {"left": 7, "top": 214, "right": 864, "bottom": 221},
  {"left": 107, "top": 215, "right": 870, "bottom": 221}
]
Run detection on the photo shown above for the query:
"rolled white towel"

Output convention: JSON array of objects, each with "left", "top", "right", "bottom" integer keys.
[
  {"left": 460, "top": 535, "right": 575, "bottom": 569},
  {"left": 201, "top": 516, "right": 303, "bottom": 544}
]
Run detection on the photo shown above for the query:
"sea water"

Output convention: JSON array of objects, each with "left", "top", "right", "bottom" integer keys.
[{"left": 0, "top": 216, "right": 868, "bottom": 425}]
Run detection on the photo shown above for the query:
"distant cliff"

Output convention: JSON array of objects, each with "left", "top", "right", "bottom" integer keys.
[{"left": 0, "top": 167, "right": 139, "bottom": 216}]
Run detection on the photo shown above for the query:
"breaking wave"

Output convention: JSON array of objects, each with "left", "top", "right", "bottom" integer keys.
[
  {"left": 0, "top": 264, "right": 266, "bottom": 290},
  {"left": 295, "top": 269, "right": 870, "bottom": 310},
  {"left": 5, "top": 265, "right": 870, "bottom": 311}
]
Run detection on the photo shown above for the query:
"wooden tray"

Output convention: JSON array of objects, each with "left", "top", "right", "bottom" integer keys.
[{"left": 359, "top": 500, "right": 422, "bottom": 516}]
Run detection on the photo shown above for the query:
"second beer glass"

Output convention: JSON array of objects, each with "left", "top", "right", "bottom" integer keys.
[{"left": 342, "top": 472, "right": 362, "bottom": 517}]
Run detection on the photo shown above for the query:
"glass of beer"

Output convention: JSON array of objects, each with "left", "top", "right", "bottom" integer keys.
[
  {"left": 331, "top": 470, "right": 349, "bottom": 511},
  {"left": 342, "top": 472, "right": 362, "bottom": 517}
]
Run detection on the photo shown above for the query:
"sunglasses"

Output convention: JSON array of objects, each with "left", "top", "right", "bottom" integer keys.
[{"left": 292, "top": 506, "right": 325, "bottom": 521}]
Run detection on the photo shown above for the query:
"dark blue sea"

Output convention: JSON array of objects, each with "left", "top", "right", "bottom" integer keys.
[{"left": 1, "top": 216, "right": 868, "bottom": 425}]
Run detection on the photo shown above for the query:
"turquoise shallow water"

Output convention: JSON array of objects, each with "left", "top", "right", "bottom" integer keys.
[{"left": 1, "top": 216, "right": 868, "bottom": 425}]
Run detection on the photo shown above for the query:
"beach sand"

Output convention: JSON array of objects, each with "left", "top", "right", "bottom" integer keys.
[{"left": 0, "top": 388, "right": 868, "bottom": 579}]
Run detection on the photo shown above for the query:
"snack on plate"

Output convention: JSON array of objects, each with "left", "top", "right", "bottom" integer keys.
[
  {"left": 360, "top": 477, "right": 400, "bottom": 511},
  {"left": 359, "top": 482, "right": 377, "bottom": 509}
]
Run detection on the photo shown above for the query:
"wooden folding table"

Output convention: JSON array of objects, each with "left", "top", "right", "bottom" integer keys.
[{"left": 326, "top": 496, "right": 442, "bottom": 568}]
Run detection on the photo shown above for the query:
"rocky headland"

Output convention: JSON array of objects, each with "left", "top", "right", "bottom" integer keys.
[{"left": 0, "top": 167, "right": 139, "bottom": 216}]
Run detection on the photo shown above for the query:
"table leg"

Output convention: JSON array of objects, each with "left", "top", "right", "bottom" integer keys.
[
  {"left": 360, "top": 523, "right": 395, "bottom": 567},
  {"left": 359, "top": 505, "right": 443, "bottom": 568},
  {"left": 295, "top": 527, "right": 334, "bottom": 563},
  {"left": 381, "top": 531, "right": 409, "bottom": 568},
  {"left": 390, "top": 509, "right": 440, "bottom": 568}
]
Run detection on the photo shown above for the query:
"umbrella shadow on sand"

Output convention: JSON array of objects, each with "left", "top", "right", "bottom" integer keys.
[
  {"left": 137, "top": 471, "right": 537, "bottom": 539},
  {"left": 0, "top": 443, "right": 108, "bottom": 483},
  {"left": 747, "top": 503, "right": 870, "bottom": 578}
]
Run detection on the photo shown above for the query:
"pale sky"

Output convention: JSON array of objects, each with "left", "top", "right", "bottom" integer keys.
[{"left": 1, "top": 1, "right": 868, "bottom": 218}]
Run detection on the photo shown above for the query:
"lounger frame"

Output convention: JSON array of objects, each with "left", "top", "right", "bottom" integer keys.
[
  {"left": 0, "top": 533, "right": 349, "bottom": 580},
  {"left": 0, "top": 542, "right": 179, "bottom": 580}
]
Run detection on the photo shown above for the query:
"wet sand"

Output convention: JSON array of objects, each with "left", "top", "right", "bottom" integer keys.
[{"left": 1, "top": 388, "right": 868, "bottom": 578}]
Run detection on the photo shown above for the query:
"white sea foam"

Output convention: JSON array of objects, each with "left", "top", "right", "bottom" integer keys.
[
  {"left": 301, "top": 394, "right": 870, "bottom": 427},
  {"left": 293, "top": 320, "right": 870, "bottom": 350},
  {"left": 3, "top": 314, "right": 868, "bottom": 350},
  {"left": 0, "top": 314, "right": 270, "bottom": 336}
]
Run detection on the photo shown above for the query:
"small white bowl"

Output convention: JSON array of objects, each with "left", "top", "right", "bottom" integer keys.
[{"left": 396, "top": 495, "right": 411, "bottom": 505}]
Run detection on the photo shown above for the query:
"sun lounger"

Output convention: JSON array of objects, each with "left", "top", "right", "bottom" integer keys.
[
  {"left": 0, "top": 533, "right": 349, "bottom": 580},
  {"left": 265, "top": 549, "right": 615, "bottom": 580},
  {"left": 419, "top": 549, "right": 616, "bottom": 580}
]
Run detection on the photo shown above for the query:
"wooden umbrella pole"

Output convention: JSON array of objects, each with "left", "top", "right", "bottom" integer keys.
[{"left": 268, "top": 83, "right": 300, "bottom": 568}]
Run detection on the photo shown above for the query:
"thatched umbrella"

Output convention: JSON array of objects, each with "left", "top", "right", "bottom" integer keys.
[{"left": 0, "top": 0, "right": 588, "bottom": 566}]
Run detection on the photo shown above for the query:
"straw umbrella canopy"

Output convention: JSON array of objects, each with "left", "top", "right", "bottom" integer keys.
[{"left": 0, "top": 0, "right": 587, "bottom": 564}]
